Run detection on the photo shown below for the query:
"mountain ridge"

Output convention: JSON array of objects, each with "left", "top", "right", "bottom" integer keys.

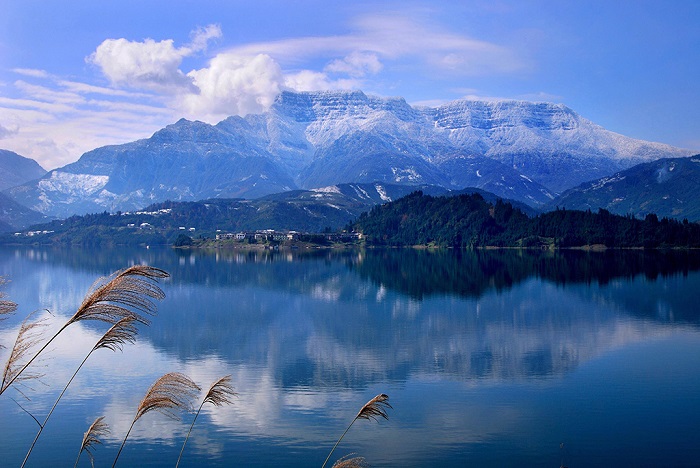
[
  {"left": 6, "top": 90, "right": 693, "bottom": 218},
  {"left": 0, "top": 149, "right": 47, "bottom": 191},
  {"left": 548, "top": 155, "right": 700, "bottom": 221}
]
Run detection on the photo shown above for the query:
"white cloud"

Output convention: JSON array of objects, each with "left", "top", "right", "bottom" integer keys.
[
  {"left": 182, "top": 53, "right": 283, "bottom": 120},
  {"left": 0, "top": 83, "right": 176, "bottom": 169},
  {"left": 87, "top": 24, "right": 221, "bottom": 93},
  {"left": 283, "top": 70, "right": 359, "bottom": 92},
  {"left": 88, "top": 37, "right": 194, "bottom": 92},
  {"left": 11, "top": 68, "right": 50, "bottom": 78},
  {"left": 0, "top": 123, "right": 19, "bottom": 139},
  {"left": 325, "top": 51, "right": 383, "bottom": 77},
  {"left": 14, "top": 80, "right": 86, "bottom": 106},
  {"left": 187, "top": 24, "right": 222, "bottom": 53},
  {"left": 57, "top": 79, "right": 156, "bottom": 99},
  {"left": 229, "top": 13, "right": 524, "bottom": 76}
]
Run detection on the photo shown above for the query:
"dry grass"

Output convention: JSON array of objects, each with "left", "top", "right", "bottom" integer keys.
[
  {"left": 67, "top": 265, "right": 169, "bottom": 327},
  {"left": 133, "top": 372, "right": 201, "bottom": 422},
  {"left": 75, "top": 416, "right": 110, "bottom": 468},
  {"left": 322, "top": 394, "right": 392, "bottom": 468},
  {"left": 0, "top": 265, "right": 168, "bottom": 396},
  {"left": 355, "top": 394, "right": 391, "bottom": 423},
  {"left": 332, "top": 454, "right": 369, "bottom": 467},
  {"left": 201, "top": 375, "right": 237, "bottom": 408},
  {"left": 1, "top": 313, "right": 47, "bottom": 395},
  {"left": 21, "top": 317, "right": 140, "bottom": 467},
  {"left": 176, "top": 375, "right": 237, "bottom": 467},
  {"left": 0, "top": 277, "right": 18, "bottom": 350},
  {"left": 0, "top": 278, "right": 17, "bottom": 320},
  {"left": 92, "top": 316, "right": 139, "bottom": 353},
  {"left": 113, "top": 372, "right": 200, "bottom": 467}
]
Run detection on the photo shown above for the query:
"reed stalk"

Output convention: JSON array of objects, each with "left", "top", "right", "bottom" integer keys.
[
  {"left": 21, "top": 317, "right": 138, "bottom": 467},
  {"left": 321, "top": 394, "right": 391, "bottom": 468},
  {"left": 0, "top": 277, "right": 17, "bottom": 325},
  {"left": 75, "top": 416, "right": 110, "bottom": 468},
  {"left": 176, "top": 375, "right": 236, "bottom": 467},
  {"left": 1, "top": 312, "right": 47, "bottom": 396},
  {"left": 112, "top": 372, "right": 200, "bottom": 468},
  {"left": 0, "top": 265, "right": 168, "bottom": 397}
]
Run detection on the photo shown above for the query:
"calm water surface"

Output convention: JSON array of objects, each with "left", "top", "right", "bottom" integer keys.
[{"left": 1, "top": 247, "right": 699, "bottom": 467}]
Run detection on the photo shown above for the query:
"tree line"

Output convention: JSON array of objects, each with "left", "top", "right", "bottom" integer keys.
[{"left": 352, "top": 191, "right": 700, "bottom": 248}]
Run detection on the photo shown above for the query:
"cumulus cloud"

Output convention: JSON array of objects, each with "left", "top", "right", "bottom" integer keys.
[
  {"left": 325, "top": 51, "right": 383, "bottom": 77},
  {"left": 182, "top": 53, "right": 284, "bottom": 119},
  {"left": 87, "top": 24, "right": 221, "bottom": 93},
  {"left": 88, "top": 37, "right": 194, "bottom": 91}
]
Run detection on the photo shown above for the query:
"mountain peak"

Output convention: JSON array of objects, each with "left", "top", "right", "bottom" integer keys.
[{"left": 5, "top": 90, "right": 694, "bottom": 219}]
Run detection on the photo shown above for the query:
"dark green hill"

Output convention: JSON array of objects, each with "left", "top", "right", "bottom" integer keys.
[
  {"left": 353, "top": 191, "right": 700, "bottom": 248},
  {"left": 548, "top": 155, "right": 700, "bottom": 221},
  {"left": 1, "top": 182, "right": 536, "bottom": 245}
]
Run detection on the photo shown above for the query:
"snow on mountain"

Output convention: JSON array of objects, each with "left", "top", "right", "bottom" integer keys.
[
  {"left": 7, "top": 90, "right": 692, "bottom": 218},
  {"left": 426, "top": 99, "right": 691, "bottom": 192}
]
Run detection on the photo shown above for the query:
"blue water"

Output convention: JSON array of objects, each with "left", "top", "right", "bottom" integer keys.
[{"left": 1, "top": 247, "right": 699, "bottom": 467}]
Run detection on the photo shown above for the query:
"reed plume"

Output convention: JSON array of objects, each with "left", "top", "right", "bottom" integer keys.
[
  {"left": 1, "top": 312, "right": 47, "bottom": 395},
  {"left": 68, "top": 265, "right": 168, "bottom": 326},
  {"left": 0, "top": 277, "right": 17, "bottom": 321},
  {"left": 112, "top": 372, "right": 200, "bottom": 467},
  {"left": 75, "top": 416, "right": 110, "bottom": 468},
  {"left": 22, "top": 317, "right": 138, "bottom": 467},
  {"left": 0, "top": 277, "right": 18, "bottom": 350},
  {"left": 332, "top": 454, "right": 369, "bottom": 467},
  {"left": 322, "top": 394, "right": 391, "bottom": 468},
  {"left": 0, "top": 265, "right": 168, "bottom": 396},
  {"left": 176, "top": 375, "right": 236, "bottom": 467}
]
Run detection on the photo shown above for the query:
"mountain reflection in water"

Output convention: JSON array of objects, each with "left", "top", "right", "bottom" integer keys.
[{"left": 1, "top": 246, "right": 699, "bottom": 467}]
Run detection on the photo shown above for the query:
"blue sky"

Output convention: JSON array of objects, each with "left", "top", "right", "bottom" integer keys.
[{"left": 1, "top": 0, "right": 698, "bottom": 169}]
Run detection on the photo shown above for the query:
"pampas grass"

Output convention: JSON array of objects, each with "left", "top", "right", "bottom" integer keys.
[
  {"left": 322, "top": 394, "right": 391, "bottom": 468},
  {"left": 176, "top": 375, "right": 237, "bottom": 467},
  {"left": 1, "top": 312, "right": 47, "bottom": 395},
  {"left": 21, "top": 317, "right": 139, "bottom": 467},
  {"left": 332, "top": 454, "right": 369, "bottom": 467},
  {"left": 0, "top": 277, "right": 17, "bottom": 322},
  {"left": 112, "top": 372, "right": 200, "bottom": 467},
  {"left": 68, "top": 265, "right": 168, "bottom": 327},
  {"left": 0, "top": 265, "right": 168, "bottom": 396},
  {"left": 75, "top": 416, "right": 110, "bottom": 468}
]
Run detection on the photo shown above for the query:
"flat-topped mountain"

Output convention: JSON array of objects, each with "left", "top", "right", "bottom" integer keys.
[{"left": 7, "top": 90, "right": 691, "bottom": 218}]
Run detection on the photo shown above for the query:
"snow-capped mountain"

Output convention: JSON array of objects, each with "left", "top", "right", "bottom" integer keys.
[{"left": 7, "top": 90, "right": 691, "bottom": 218}]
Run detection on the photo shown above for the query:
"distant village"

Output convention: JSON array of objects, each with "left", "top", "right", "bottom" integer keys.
[{"left": 214, "top": 229, "right": 362, "bottom": 243}]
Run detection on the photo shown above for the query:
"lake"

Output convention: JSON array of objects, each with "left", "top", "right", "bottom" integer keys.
[{"left": 1, "top": 246, "right": 700, "bottom": 467}]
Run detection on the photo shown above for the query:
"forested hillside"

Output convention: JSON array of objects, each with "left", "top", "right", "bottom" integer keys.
[{"left": 353, "top": 192, "right": 700, "bottom": 248}]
